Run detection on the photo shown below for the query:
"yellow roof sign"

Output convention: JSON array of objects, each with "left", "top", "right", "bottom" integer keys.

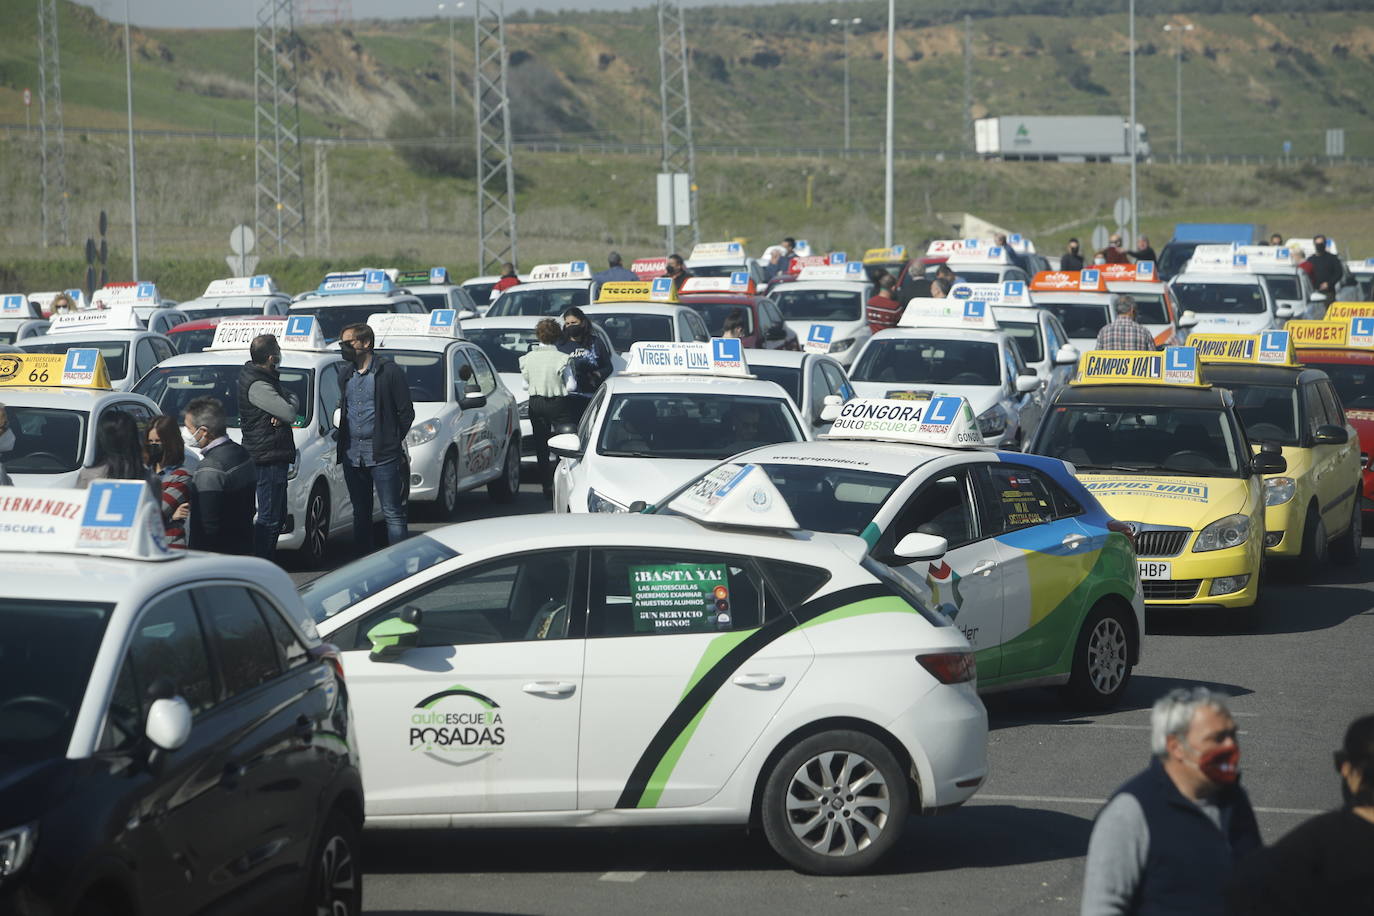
[
  {"left": 1073, "top": 347, "right": 1207, "bottom": 388},
  {"left": 1190, "top": 331, "right": 1298, "bottom": 367},
  {"left": 0, "top": 349, "right": 112, "bottom": 390},
  {"left": 1288, "top": 318, "right": 1374, "bottom": 350},
  {"left": 862, "top": 246, "right": 907, "bottom": 263},
  {"left": 595, "top": 278, "right": 677, "bottom": 303},
  {"left": 1323, "top": 303, "right": 1374, "bottom": 320}
]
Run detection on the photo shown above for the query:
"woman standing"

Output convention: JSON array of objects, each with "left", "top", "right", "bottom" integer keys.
[
  {"left": 146, "top": 415, "right": 195, "bottom": 549},
  {"left": 557, "top": 306, "right": 612, "bottom": 422},
  {"left": 77, "top": 411, "right": 159, "bottom": 491}
]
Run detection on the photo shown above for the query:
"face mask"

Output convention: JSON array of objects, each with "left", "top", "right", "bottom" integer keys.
[
  {"left": 0, "top": 428, "right": 13, "bottom": 454},
  {"left": 267, "top": 353, "right": 281, "bottom": 372},
  {"left": 146, "top": 442, "right": 164, "bottom": 465},
  {"left": 1197, "top": 745, "right": 1241, "bottom": 785},
  {"left": 339, "top": 342, "right": 359, "bottom": 364},
  {"left": 182, "top": 426, "right": 201, "bottom": 450}
]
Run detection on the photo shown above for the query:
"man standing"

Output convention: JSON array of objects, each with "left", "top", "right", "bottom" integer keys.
[
  {"left": 337, "top": 323, "right": 414, "bottom": 554},
  {"left": 183, "top": 396, "right": 256, "bottom": 554},
  {"left": 238, "top": 333, "right": 299, "bottom": 561},
  {"left": 1096, "top": 296, "right": 1157, "bottom": 351},
  {"left": 1081, "top": 688, "right": 1260, "bottom": 915},
  {"left": 663, "top": 253, "right": 692, "bottom": 293},
  {"left": 1062, "top": 238, "right": 1086, "bottom": 271},
  {"left": 1307, "top": 235, "right": 1345, "bottom": 299},
  {"left": 592, "top": 251, "right": 637, "bottom": 286},
  {"left": 520, "top": 318, "right": 570, "bottom": 500},
  {"left": 1129, "top": 235, "right": 1158, "bottom": 265},
  {"left": 777, "top": 237, "right": 798, "bottom": 275}
]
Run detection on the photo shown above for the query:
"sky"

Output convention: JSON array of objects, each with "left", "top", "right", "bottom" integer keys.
[{"left": 76, "top": 0, "right": 761, "bottom": 29}]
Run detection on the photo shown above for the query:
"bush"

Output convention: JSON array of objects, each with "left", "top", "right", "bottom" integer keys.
[{"left": 388, "top": 109, "right": 476, "bottom": 180}]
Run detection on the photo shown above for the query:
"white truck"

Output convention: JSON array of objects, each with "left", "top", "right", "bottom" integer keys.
[{"left": 975, "top": 116, "right": 1150, "bottom": 163}]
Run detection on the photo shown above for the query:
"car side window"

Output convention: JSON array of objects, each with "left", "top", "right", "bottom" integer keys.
[
  {"left": 589, "top": 548, "right": 767, "bottom": 637},
  {"left": 318, "top": 363, "right": 341, "bottom": 430},
  {"left": 151, "top": 337, "right": 175, "bottom": 363},
  {"left": 977, "top": 464, "right": 1072, "bottom": 535},
  {"left": 100, "top": 590, "right": 217, "bottom": 752},
  {"left": 756, "top": 558, "right": 831, "bottom": 610},
  {"left": 1318, "top": 380, "right": 1345, "bottom": 427},
  {"left": 1303, "top": 383, "right": 1327, "bottom": 437},
  {"left": 675, "top": 312, "right": 693, "bottom": 342},
  {"left": 251, "top": 592, "right": 311, "bottom": 670},
  {"left": 888, "top": 469, "right": 980, "bottom": 549},
  {"left": 821, "top": 361, "right": 853, "bottom": 400},
  {"left": 196, "top": 587, "right": 283, "bottom": 699},
  {"left": 467, "top": 347, "right": 499, "bottom": 396},
  {"left": 114, "top": 401, "right": 155, "bottom": 440},
  {"left": 452, "top": 349, "right": 477, "bottom": 400},
  {"left": 1002, "top": 347, "right": 1019, "bottom": 388},
  {"left": 577, "top": 386, "right": 604, "bottom": 445},
  {"left": 351, "top": 550, "right": 578, "bottom": 649},
  {"left": 135, "top": 338, "right": 157, "bottom": 379},
  {"left": 1043, "top": 319, "right": 1061, "bottom": 356}
]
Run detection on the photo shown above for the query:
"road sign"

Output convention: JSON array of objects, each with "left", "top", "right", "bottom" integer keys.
[
  {"left": 22, "top": 88, "right": 31, "bottom": 107},
  {"left": 226, "top": 254, "right": 260, "bottom": 276},
  {"left": 1283, "top": 140, "right": 1293, "bottom": 156},
  {"left": 1112, "top": 196, "right": 1132, "bottom": 227},
  {"left": 656, "top": 173, "right": 690, "bottom": 228},
  {"left": 229, "top": 224, "right": 256, "bottom": 256},
  {"left": 1091, "top": 224, "right": 1110, "bottom": 252},
  {"left": 1326, "top": 129, "right": 1345, "bottom": 158}
]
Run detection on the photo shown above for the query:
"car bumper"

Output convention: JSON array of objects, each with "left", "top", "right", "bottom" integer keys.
[
  {"left": 1139, "top": 542, "right": 1261, "bottom": 608},
  {"left": 1263, "top": 497, "right": 1303, "bottom": 557},
  {"left": 404, "top": 439, "right": 446, "bottom": 503},
  {"left": 887, "top": 682, "right": 988, "bottom": 812},
  {"left": 1362, "top": 467, "right": 1374, "bottom": 514}
]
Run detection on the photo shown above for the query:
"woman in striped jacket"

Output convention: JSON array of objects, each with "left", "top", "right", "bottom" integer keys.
[{"left": 145, "top": 415, "right": 196, "bottom": 549}]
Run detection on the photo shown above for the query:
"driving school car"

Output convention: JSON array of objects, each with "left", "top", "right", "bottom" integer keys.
[
  {"left": 1291, "top": 308, "right": 1374, "bottom": 517},
  {"left": 1028, "top": 347, "right": 1286, "bottom": 610},
  {"left": 655, "top": 394, "right": 1145, "bottom": 708},
  {"left": 771, "top": 262, "right": 873, "bottom": 367},
  {"left": 950, "top": 281, "right": 1080, "bottom": 397},
  {"left": 391, "top": 267, "right": 481, "bottom": 320},
  {"left": 0, "top": 295, "right": 51, "bottom": 344},
  {"left": 483, "top": 262, "right": 595, "bottom": 318},
  {"left": 297, "top": 509, "right": 987, "bottom": 875},
  {"left": 290, "top": 270, "right": 428, "bottom": 340},
  {"left": 1171, "top": 248, "right": 1285, "bottom": 336},
  {"left": 175, "top": 275, "right": 292, "bottom": 322},
  {"left": 17, "top": 307, "right": 177, "bottom": 392}
]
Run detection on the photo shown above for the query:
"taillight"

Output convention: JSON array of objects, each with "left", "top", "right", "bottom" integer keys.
[
  {"left": 1107, "top": 519, "right": 1136, "bottom": 550},
  {"left": 310, "top": 642, "right": 345, "bottom": 681},
  {"left": 917, "top": 652, "right": 976, "bottom": 684}
]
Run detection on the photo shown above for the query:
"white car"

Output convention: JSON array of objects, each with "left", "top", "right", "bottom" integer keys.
[
  {"left": 132, "top": 315, "right": 374, "bottom": 567},
  {"left": 369, "top": 311, "right": 522, "bottom": 517},
  {"left": 746, "top": 348, "right": 855, "bottom": 434},
  {"left": 581, "top": 301, "right": 711, "bottom": 352},
  {"left": 948, "top": 280, "right": 1079, "bottom": 396},
  {"left": 483, "top": 263, "right": 598, "bottom": 319},
  {"left": 685, "top": 240, "right": 768, "bottom": 286},
  {"left": 1231, "top": 245, "right": 1323, "bottom": 321},
  {"left": 770, "top": 263, "right": 874, "bottom": 367},
  {"left": 461, "top": 315, "right": 625, "bottom": 466},
  {"left": 550, "top": 340, "right": 808, "bottom": 513},
  {"left": 0, "top": 349, "right": 162, "bottom": 486},
  {"left": 175, "top": 274, "right": 293, "bottom": 321},
  {"left": 0, "top": 294, "right": 50, "bottom": 344},
  {"left": 1171, "top": 250, "right": 1285, "bottom": 336},
  {"left": 18, "top": 308, "right": 177, "bottom": 392},
  {"left": 927, "top": 243, "right": 1033, "bottom": 287},
  {"left": 297, "top": 510, "right": 988, "bottom": 875},
  {"left": 391, "top": 267, "right": 482, "bottom": 320},
  {"left": 1100, "top": 263, "right": 1192, "bottom": 347},
  {"left": 460, "top": 275, "right": 503, "bottom": 313},
  {"left": 846, "top": 299, "right": 1045, "bottom": 449},
  {"left": 290, "top": 270, "right": 428, "bottom": 340}
]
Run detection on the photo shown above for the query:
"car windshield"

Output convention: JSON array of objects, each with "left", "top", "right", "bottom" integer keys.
[
  {"left": 170, "top": 327, "right": 217, "bottom": 354},
  {"left": 0, "top": 598, "right": 112, "bottom": 762},
  {"left": 1127, "top": 292, "right": 1170, "bottom": 324},
  {"left": 683, "top": 301, "right": 756, "bottom": 336},
  {"left": 4, "top": 406, "right": 87, "bottom": 473},
  {"left": 1159, "top": 242, "right": 1200, "bottom": 278},
  {"left": 23, "top": 340, "right": 130, "bottom": 379},
  {"left": 381, "top": 350, "right": 447, "bottom": 403},
  {"left": 486, "top": 287, "right": 589, "bottom": 317},
  {"left": 597, "top": 393, "right": 801, "bottom": 459},
  {"left": 686, "top": 264, "right": 748, "bottom": 278},
  {"left": 665, "top": 463, "right": 904, "bottom": 535},
  {"left": 291, "top": 305, "right": 396, "bottom": 340},
  {"left": 1226, "top": 383, "right": 1300, "bottom": 446},
  {"left": 999, "top": 322, "right": 1043, "bottom": 363},
  {"left": 1306, "top": 360, "right": 1374, "bottom": 409},
  {"left": 133, "top": 364, "right": 313, "bottom": 427},
  {"left": 1172, "top": 282, "right": 1266, "bottom": 315},
  {"left": 752, "top": 365, "right": 802, "bottom": 403},
  {"left": 850, "top": 338, "right": 1001, "bottom": 386},
  {"left": 301, "top": 535, "right": 459, "bottom": 623},
  {"left": 590, "top": 313, "right": 674, "bottom": 352},
  {"left": 1037, "top": 301, "right": 1112, "bottom": 340},
  {"left": 1036, "top": 404, "right": 1245, "bottom": 476},
  {"left": 928, "top": 267, "right": 1001, "bottom": 284},
  {"left": 1260, "top": 274, "right": 1300, "bottom": 302},
  {"left": 465, "top": 326, "right": 537, "bottom": 374},
  {"left": 180, "top": 306, "right": 263, "bottom": 321},
  {"left": 773, "top": 289, "right": 863, "bottom": 322},
  {"left": 415, "top": 293, "right": 451, "bottom": 312},
  {"left": 464, "top": 282, "right": 496, "bottom": 307}
]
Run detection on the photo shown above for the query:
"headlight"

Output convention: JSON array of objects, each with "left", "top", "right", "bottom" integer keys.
[
  {"left": 829, "top": 337, "right": 856, "bottom": 353},
  {"left": 1193, "top": 514, "right": 1251, "bottom": 552},
  {"left": 406, "top": 419, "right": 441, "bottom": 447},
  {"left": 976, "top": 406, "right": 1007, "bottom": 438},
  {"left": 518, "top": 400, "right": 529, "bottom": 419},
  {"left": 287, "top": 461, "right": 298, "bottom": 480},
  {"left": 587, "top": 488, "right": 628, "bottom": 513},
  {"left": 0, "top": 823, "right": 37, "bottom": 879},
  {"left": 1263, "top": 476, "right": 1296, "bottom": 506}
]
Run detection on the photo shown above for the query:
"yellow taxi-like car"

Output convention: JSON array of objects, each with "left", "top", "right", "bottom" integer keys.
[
  {"left": 1028, "top": 347, "right": 1286, "bottom": 609},
  {"left": 1193, "top": 330, "right": 1362, "bottom": 570}
]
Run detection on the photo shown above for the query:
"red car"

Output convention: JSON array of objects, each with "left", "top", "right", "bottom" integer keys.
[
  {"left": 1293, "top": 336, "right": 1374, "bottom": 514},
  {"left": 166, "top": 315, "right": 281, "bottom": 354},
  {"left": 676, "top": 281, "right": 800, "bottom": 350}
]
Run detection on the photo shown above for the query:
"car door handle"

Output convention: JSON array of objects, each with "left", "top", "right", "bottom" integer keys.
[
  {"left": 970, "top": 560, "right": 996, "bottom": 576},
  {"left": 732, "top": 673, "right": 785, "bottom": 689},
  {"left": 522, "top": 681, "right": 576, "bottom": 697},
  {"left": 1061, "top": 533, "right": 1088, "bottom": 549}
]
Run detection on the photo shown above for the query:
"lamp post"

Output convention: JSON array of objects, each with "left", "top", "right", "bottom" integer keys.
[
  {"left": 883, "top": 0, "right": 894, "bottom": 248},
  {"left": 1162, "top": 23, "right": 1194, "bottom": 158},
  {"left": 437, "top": 1, "right": 465, "bottom": 134},
  {"left": 830, "top": 16, "right": 861, "bottom": 153},
  {"left": 1127, "top": 0, "right": 1138, "bottom": 247},
  {"left": 123, "top": 0, "right": 139, "bottom": 280}
]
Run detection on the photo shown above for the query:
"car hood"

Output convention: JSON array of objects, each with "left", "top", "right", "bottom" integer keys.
[
  {"left": 0, "top": 756, "right": 76, "bottom": 827},
  {"left": 847, "top": 381, "right": 1001, "bottom": 415},
  {"left": 1075, "top": 472, "right": 1253, "bottom": 531},
  {"left": 1185, "top": 313, "right": 1274, "bottom": 336},
  {"left": 584, "top": 455, "right": 721, "bottom": 509}
]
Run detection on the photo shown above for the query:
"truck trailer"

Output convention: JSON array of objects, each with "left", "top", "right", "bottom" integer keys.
[{"left": 974, "top": 116, "right": 1150, "bottom": 163}]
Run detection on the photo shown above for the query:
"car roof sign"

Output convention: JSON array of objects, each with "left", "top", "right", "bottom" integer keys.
[
  {"left": 796, "top": 263, "right": 865, "bottom": 282},
  {"left": 0, "top": 482, "right": 177, "bottom": 561},
  {"left": 688, "top": 241, "right": 745, "bottom": 261},
  {"left": 394, "top": 267, "right": 451, "bottom": 286},
  {"left": 820, "top": 395, "right": 984, "bottom": 448},
  {"left": 2, "top": 295, "right": 41, "bottom": 319},
  {"left": 0, "top": 349, "right": 112, "bottom": 390},
  {"left": 209, "top": 315, "right": 328, "bottom": 351},
  {"left": 47, "top": 306, "right": 146, "bottom": 334},
  {"left": 527, "top": 261, "right": 592, "bottom": 282},
  {"left": 680, "top": 272, "right": 757, "bottom": 295},
  {"left": 1321, "top": 303, "right": 1374, "bottom": 321},
  {"left": 318, "top": 269, "right": 393, "bottom": 295},
  {"left": 949, "top": 280, "right": 1029, "bottom": 306},
  {"left": 1073, "top": 347, "right": 1207, "bottom": 388},
  {"left": 1191, "top": 331, "right": 1298, "bottom": 367},
  {"left": 896, "top": 298, "right": 1000, "bottom": 331},
  {"left": 203, "top": 275, "right": 278, "bottom": 298},
  {"left": 624, "top": 338, "right": 751, "bottom": 377},
  {"left": 596, "top": 279, "right": 678, "bottom": 303},
  {"left": 862, "top": 245, "right": 906, "bottom": 263},
  {"left": 666, "top": 462, "right": 801, "bottom": 531},
  {"left": 91, "top": 282, "right": 159, "bottom": 308},
  {"left": 1031, "top": 270, "right": 1108, "bottom": 293},
  {"left": 369, "top": 310, "right": 461, "bottom": 339},
  {"left": 1289, "top": 318, "right": 1374, "bottom": 350}
]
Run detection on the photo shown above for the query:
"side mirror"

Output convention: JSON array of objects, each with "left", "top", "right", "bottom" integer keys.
[
  {"left": 331, "top": 407, "right": 342, "bottom": 429},
  {"left": 459, "top": 385, "right": 487, "bottom": 410},
  {"left": 765, "top": 324, "right": 787, "bottom": 341},
  {"left": 1313, "top": 424, "right": 1349, "bottom": 445},
  {"left": 1275, "top": 306, "right": 1294, "bottom": 320},
  {"left": 145, "top": 696, "right": 193, "bottom": 751},
  {"left": 1015, "top": 373, "right": 1040, "bottom": 393},
  {"left": 1178, "top": 310, "right": 1199, "bottom": 329},
  {"left": 459, "top": 309, "right": 477, "bottom": 320},
  {"left": 1054, "top": 344, "right": 1081, "bottom": 366},
  {"left": 819, "top": 393, "right": 844, "bottom": 422},
  {"left": 1310, "top": 292, "right": 1328, "bottom": 303},
  {"left": 628, "top": 500, "right": 648, "bottom": 513},
  {"left": 548, "top": 432, "right": 583, "bottom": 458},
  {"left": 1251, "top": 451, "right": 1288, "bottom": 475},
  {"left": 367, "top": 607, "right": 422, "bottom": 660},
  {"left": 890, "top": 532, "right": 948, "bottom": 564}
]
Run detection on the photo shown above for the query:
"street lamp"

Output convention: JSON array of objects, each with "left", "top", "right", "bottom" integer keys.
[
  {"left": 883, "top": 0, "right": 894, "bottom": 247},
  {"left": 1162, "top": 23, "right": 1194, "bottom": 158},
  {"left": 123, "top": 0, "right": 139, "bottom": 280},
  {"left": 437, "top": 1, "right": 465, "bottom": 134},
  {"left": 1127, "top": 0, "right": 1138, "bottom": 248},
  {"left": 829, "top": 16, "right": 861, "bottom": 153}
]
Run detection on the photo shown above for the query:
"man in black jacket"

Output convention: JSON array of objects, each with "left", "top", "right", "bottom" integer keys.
[
  {"left": 239, "top": 333, "right": 300, "bottom": 561},
  {"left": 1307, "top": 234, "right": 1345, "bottom": 300},
  {"left": 338, "top": 322, "right": 415, "bottom": 554},
  {"left": 183, "top": 396, "right": 256, "bottom": 554}
]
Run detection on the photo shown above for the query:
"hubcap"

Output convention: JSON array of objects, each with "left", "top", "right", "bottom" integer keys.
[
  {"left": 506, "top": 440, "right": 519, "bottom": 489},
  {"left": 307, "top": 494, "right": 327, "bottom": 560},
  {"left": 315, "top": 835, "right": 356, "bottom": 916},
  {"left": 784, "top": 750, "right": 890, "bottom": 857},
  {"left": 443, "top": 457, "right": 457, "bottom": 511},
  {"left": 1087, "top": 617, "right": 1128, "bottom": 695}
]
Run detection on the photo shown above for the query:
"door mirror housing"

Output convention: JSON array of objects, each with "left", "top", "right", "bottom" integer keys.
[
  {"left": 1015, "top": 373, "right": 1040, "bottom": 393},
  {"left": 1310, "top": 291, "right": 1329, "bottom": 303},
  {"left": 1178, "top": 310, "right": 1199, "bottom": 329},
  {"left": 145, "top": 696, "right": 193, "bottom": 751},
  {"left": 331, "top": 407, "right": 341, "bottom": 429},
  {"left": 765, "top": 323, "right": 787, "bottom": 341},
  {"left": 1313, "top": 424, "right": 1349, "bottom": 445},
  {"left": 819, "top": 393, "right": 844, "bottom": 423},
  {"left": 1275, "top": 306, "right": 1294, "bottom": 320},
  {"left": 1054, "top": 344, "right": 1081, "bottom": 366},
  {"left": 459, "top": 386, "right": 487, "bottom": 410},
  {"left": 367, "top": 607, "right": 423, "bottom": 660},
  {"left": 458, "top": 309, "right": 477, "bottom": 320},
  {"left": 1250, "top": 450, "right": 1288, "bottom": 475},
  {"left": 548, "top": 432, "right": 583, "bottom": 458},
  {"left": 890, "top": 532, "right": 948, "bottom": 564}
]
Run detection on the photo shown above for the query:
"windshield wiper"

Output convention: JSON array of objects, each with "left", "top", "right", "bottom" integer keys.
[{"left": 1072, "top": 463, "right": 1152, "bottom": 473}]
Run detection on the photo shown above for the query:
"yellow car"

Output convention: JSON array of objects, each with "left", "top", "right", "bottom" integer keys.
[
  {"left": 1028, "top": 347, "right": 1286, "bottom": 609},
  {"left": 1193, "top": 330, "right": 1362, "bottom": 572}
]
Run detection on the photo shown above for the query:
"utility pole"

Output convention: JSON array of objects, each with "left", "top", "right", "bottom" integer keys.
[
  {"left": 963, "top": 14, "right": 974, "bottom": 151},
  {"left": 473, "top": 0, "right": 517, "bottom": 273},
  {"left": 1127, "top": 0, "right": 1138, "bottom": 247},
  {"left": 122, "top": 0, "right": 138, "bottom": 277},
  {"left": 830, "top": 17, "right": 861, "bottom": 153},
  {"left": 37, "top": 0, "right": 70, "bottom": 247},
  {"left": 254, "top": 0, "right": 307, "bottom": 257},
  {"left": 1163, "top": 22, "right": 1194, "bottom": 158},
  {"left": 658, "top": 0, "right": 698, "bottom": 252},
  {"left": 313, "top": 141, "right": 331, "bottom": 255},
  {"left": 883, "top": 0, "right": 895, "bottom": 248},
  {"left": 438, "top": 1, "right": 464, "bottom": 134}
]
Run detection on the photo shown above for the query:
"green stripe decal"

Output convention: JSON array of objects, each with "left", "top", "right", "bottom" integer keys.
[
  {"left": 680, "top": 630, "right": 758, "bottom": 700},
  {"left": 637, "top": 703, "right": 712, "bottom": 808},
  {"left": 798, "top": 594, "right": 917, "bottom": 630}
]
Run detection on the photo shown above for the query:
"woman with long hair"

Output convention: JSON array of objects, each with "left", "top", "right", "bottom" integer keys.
[
  {"left": 145, "top": 415, "right": 195, "bottom": 549},
  {"left": 77, "top": 410, "right": 156, "bottom": 488}
]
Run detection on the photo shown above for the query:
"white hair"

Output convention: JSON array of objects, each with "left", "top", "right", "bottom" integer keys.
[{"left": 1150, "top": 687, "right": 1231, "bottom": 757}]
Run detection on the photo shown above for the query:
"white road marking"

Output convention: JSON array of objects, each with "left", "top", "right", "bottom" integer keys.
[
  {"left": 972, "top": 793, "right": 1321, "bottom": 816},
  {"left": 599, "top": 871, "right": 647, "bottom": 883}
]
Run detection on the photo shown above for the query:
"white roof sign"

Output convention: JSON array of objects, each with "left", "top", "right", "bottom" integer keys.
[
  {"left": 666, "top": 463, "right": 801, "bottom": 531},
  {"left": 2, "top": 295, "right": 40, "bottom": 319},
  {"left": 688, "top": 241, "right": 745, "bottom": 262},
  {"left": 896, "top": 298, "right": 1000, "bottom": 331},
  {"left": 821, "top": 396, "right": 983, "bottom": 448},
  {"left": 204, "top": 275, "right": 278, "bottom": 297},
  {"left": 209, "top": 315, "right": 327, "bottom": 351},
  {"left": 625, "top": 338, "right": 751, "bottom": 377},
  {"left": 0, "top": 482, "right": 176, "bottom": 561},
  {"left": 527, "top": 261, "right": 592, "bottom": 282},
  {"left": 796, "top": 262, "right": 866, "bottom": 282},
  {"left": 91, "top": 282, "right": 158, "bottom": 308},
  {"left": 680, "top": 272, "right": 754, "bottom": 294},
  {"left": 369, "top": 310, "right": 461, "bottom": 339},
  {"left": 950, "top": 280, "right": 1029, "bottom": 306},
  {"left": 48, "top": 306, "right": 145, "bottom": 334}
]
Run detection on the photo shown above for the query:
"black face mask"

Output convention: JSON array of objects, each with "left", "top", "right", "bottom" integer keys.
[
  {"left": 339, "top": 342, "right": 360, "bottom": 364},
  {"left": 146, "top": 442, "right": 163, "bottom": 465}
]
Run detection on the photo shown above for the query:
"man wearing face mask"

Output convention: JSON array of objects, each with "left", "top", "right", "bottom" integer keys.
[
  {"left": 1061, "top": 239, "right": 1085, "bottom": 271},
  {"left": 1081, "top": 687, "right": 1260, "bottom": 916},
  {"left": 1306, "top": 234, "right": 1344, "bottom": 301},
  {"left": 0, "top": 402, "right": 13, "bottom": 485},
  {"left": 239, "top": 334, "right": 300, "bottom": 561},
  {"left": 183, "top": 396, "right": 256, "bottom": 554}
]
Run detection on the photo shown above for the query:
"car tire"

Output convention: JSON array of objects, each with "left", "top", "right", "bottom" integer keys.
[
  {"left": 305, "top": 810, "right": 361, "bottom": 916},
  {"left": 761, "top": 729, "right": 909, "bottom": 875},
  {"left": 1063, "top": 603, "right": 1133, "bottom": 710},
  {"left": 302, "top": 482, "right": 331, "bottom": 570},
  {"left": 487, "top": 436, "right": 520, "bottom": 503},
  {"left": 1299, "top": 503, "right": 1329, "bottom": 574},
  {"left": 433, "top": 450, "right": 459, "bottom": 520},
  {"left": 1330, "top": 497, "right": 1362, "bottom": 566}
]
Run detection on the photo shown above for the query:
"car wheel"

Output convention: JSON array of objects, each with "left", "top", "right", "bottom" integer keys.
[
  {"left": 303, "top": 483, "right": 330, "bottom": 570},
  {"left": 1299, "top": 503, "right": 1329, "bottom": 574},
  {"left": 487, "top": 436, "right": 520, "bottom": 503},
  {"left": 1064, "top": 604, "right": 1133, "bottom": 710},
  {"left": 1331, "top": 497, "right": 1362, "bottom": 566},
  {"left": 761, "top": 729, "right": 909, "bottom": 875},
  {"left": 433, "top": 450, "right": 459, "bottom": 520},
  {"left": 306, "top": 811, "right": 361, "bottom": 916}
]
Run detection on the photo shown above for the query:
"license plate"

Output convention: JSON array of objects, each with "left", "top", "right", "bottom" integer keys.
[{"left": 1138, "top": 561, "right": 1172, "bottom": 580}]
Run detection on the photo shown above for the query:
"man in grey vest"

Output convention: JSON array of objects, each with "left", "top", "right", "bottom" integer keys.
[{"left": 238, "top": 334, "right": 299, "bottom": 561}]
